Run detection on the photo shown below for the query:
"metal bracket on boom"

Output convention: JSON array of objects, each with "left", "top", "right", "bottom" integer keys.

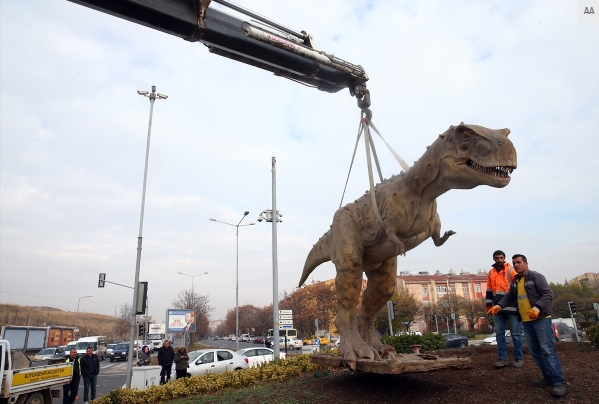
[{"left": 186, "top": 0, "right": 212, "bottom": 42}]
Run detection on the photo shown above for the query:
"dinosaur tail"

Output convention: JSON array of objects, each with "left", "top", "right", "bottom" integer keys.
[{"left": 298, "top": 231, "right": 331, "bottom": 287}]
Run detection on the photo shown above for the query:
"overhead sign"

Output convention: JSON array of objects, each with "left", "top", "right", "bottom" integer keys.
[
  {"left": 279, "top": 310, "right": 292, "bottom": 315},
  {"left": 278, "top": 314, "right": 293, "bottom": 320},
  {"left": 279, "top": 319, "right": 293, "bottom": 325}
]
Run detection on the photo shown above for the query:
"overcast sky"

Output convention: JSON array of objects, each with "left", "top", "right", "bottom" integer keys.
[{"left": 1, "top": 1, "right": 598, "bottom": 324}]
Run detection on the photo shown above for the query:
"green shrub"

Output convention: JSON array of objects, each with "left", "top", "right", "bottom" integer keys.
[
  {"left": 584, "top": 324, "right": 599, "bottom": 347},
  {"left": 379, "top": 332, "right": 445, "bottom": 354}
]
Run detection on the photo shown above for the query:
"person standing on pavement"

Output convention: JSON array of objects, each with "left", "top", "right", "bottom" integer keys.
[
  {"left": 63, "top": 349, "right": 81, "bottom": 404},
  {"left": 140, "top": 345, "right": 151, "bottom": 366},
  {"left": 174, "top": 346, "right": 191, "bottom": 379},
  {"left": 157, "top": 339, "right": 175, "bottom": 384},
  {"left": 80, "top": 346, "right": 100, "bottom": 404},
  {"left": 489, "top": 254, "right": 566, "bottom": 397},
  {"left": 485, "top": 249, "right": 523, "bottom": 368}
]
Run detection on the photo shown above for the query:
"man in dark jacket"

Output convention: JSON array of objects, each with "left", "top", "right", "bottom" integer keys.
[
  {"left": 63, "top": 349, "right": 81, "bottom": 404},
  {"left": 157, "top": 340, "right": 175, "bottom": 384},
  {"left": 80, "top": 346, "right": 100, "bottom": 404},
  {"left": 489, "top": 254, "right": 566, "bottom": 398}
]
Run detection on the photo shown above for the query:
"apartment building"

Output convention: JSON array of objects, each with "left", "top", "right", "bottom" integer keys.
[{"left": 568, "top": 272, "right": 599, "bottom": 293}]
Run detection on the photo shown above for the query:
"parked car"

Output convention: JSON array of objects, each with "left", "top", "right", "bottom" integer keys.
[
  {"left": 483, "top": 330, "right": 525, "bottom": 346},
  {"left": 551, "top": 321, "right": 572, "bottom": 342},
  {"left": 240, "top": 334, "right": 250, "bottom": 342},
  {"left": 248, "top": 335, "right": 256, "bottom": 342},
  {"left": 254, "top": 336, "right": 265, "bottom": 344},
  {"left": 271, "top": 337, "right": 303, "bottom": 350},
  {"left": 34, "top": 347, "right": 66, "bottom": 361},
  {"left": 237, "top": 347, "right": 286, "bottom": 367},
  {"left": 302, "top": 335, "right": 329, "bottom": 345},
  {"left": 443, "top": 333, "right": 468, "bottom": 349},
  {"left": 174, "top": 349, "right": 249, "bottom": 377},
  {"left": 568, "top": 326, "right": 583, "bottom": 341},
  {"left": 110, "top": 342, "right": 129, "bottom": 362}
]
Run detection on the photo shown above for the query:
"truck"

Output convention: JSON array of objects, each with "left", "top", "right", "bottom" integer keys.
[
  {"left": 1, "top": 326, "right": 76, "bottom": 357},
  {"left": 1, "top": 339, "right": 72, "bottom": 404},
  {"left": 147, "top": 324, "right": 166, "bottom": 351}
]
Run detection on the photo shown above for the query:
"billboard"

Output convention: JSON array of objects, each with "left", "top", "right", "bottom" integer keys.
[{"left": 166, "top": 309, "right": 196, "bottom": 333}]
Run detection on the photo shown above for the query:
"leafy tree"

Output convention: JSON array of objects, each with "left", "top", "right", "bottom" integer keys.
[
  {"left": 421, "top": 302, "right": 440, "bottom": 332},
  {"left": 279, "top": 281, "right": 336, "bottom": 336},
  {"left": 461, "top": 297, "right": 487, "bottom": 331},
  {"left": 392, "top": 285, "right": 422, "bottom": 333}
]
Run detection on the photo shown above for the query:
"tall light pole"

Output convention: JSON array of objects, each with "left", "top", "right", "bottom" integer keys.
[
  {"left": 75, "top": 296, "right": 92, "bottom": 339},
  {"left": 209, "top": 212, "right": 255, "bottom": 351},
  {"left": 257, "top": 157, "right": 283, "bottom": 360},
  {"left": 126, "top": 85, "right": 168, "bottom": 388},
  {"left": 446, "top": 277, "right": 456, "bottom": 333},
  {"left": 178, "top": 271, "right": 209, "bottom": 348}
]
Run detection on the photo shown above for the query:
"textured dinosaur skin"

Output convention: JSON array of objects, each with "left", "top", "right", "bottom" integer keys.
[{"left": 299, "top": 123, "right": 517, "bottom": 370}]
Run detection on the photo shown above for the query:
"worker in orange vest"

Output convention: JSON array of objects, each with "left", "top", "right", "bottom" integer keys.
[{"left": 486, "top": 250, "right": 523, "bottom": 368}]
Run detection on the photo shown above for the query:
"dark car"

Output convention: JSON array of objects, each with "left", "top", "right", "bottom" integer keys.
[
  {"left": 443, "top": 333, "right": 468, "bottom": 349},
  {"left": 109, "top": 343, "right": 129, "bottom": 362},
  {"left": 254, "top": 336, "right": 265, "bottom": 344}
]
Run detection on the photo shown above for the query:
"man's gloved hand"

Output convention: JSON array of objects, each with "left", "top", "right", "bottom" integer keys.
[
  {"left": 529, "top": 307, "right": 540, "bottom": 320},
  {"left": 486, "top": 305, "right": 492, "bottom": 314},
  {"left": 488, "top": 305, "right": 501, "bottom": 315},
  {"left": 489, "top": 305, "right": 501, "bottom": 315}
]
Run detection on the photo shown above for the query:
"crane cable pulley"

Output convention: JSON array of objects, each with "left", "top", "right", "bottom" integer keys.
[{"left": 339, "top": 90, "right": 410, "bottom": 230}]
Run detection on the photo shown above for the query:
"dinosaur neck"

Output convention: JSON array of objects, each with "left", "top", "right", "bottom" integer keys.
[{"left": 401, "top": 138, "right": 449, "bottom": 202}]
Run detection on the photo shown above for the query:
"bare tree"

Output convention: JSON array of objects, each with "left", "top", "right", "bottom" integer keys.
[
  {"left": 114, "top": 304, "right": 133, "bottom": 341},
  {"left": 171, "top": 289, "right": 214, "bottom": 342}
]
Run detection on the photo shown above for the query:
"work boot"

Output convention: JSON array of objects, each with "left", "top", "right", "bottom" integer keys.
[
  {"left": 494, "top": 359, "right": 510, "bottom": 368},
  {"left": 552, "top": 385, "right": 566, "bottom": 397},
  {"left": 533, "top": 379, "right": 552, "bottom": 388},
  {"left": 512, "top": 359, "right": 524, "bottom": 368}
]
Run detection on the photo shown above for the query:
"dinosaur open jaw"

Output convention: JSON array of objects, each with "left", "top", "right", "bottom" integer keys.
[{"left": 466, "top": 159, "right": 514, "bottom": 179}]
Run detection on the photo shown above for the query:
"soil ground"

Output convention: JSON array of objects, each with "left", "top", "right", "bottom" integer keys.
[{"left": 172, "top": 343, "right": 598, "bottom": 404}]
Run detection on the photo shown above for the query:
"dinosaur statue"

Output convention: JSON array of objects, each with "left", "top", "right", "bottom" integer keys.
[{"left": 299, "top": 123, "right": 517, "bottom": 370}]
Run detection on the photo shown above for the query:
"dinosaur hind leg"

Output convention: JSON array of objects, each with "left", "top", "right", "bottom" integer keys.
[
  {"left": 359, "top": 257, "right": 398, "bottom": 355},
  {"left": 334, "top": 256, "right": 379, "bottom": 370}
]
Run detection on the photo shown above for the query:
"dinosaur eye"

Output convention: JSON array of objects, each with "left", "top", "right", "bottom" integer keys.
[{"left": 475, "top": 140, "right": 491, "bottom": 158}]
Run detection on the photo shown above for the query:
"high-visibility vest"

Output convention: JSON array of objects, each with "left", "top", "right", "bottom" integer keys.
[{"left": 66, "top": 356, "right": 81, "bottom": 376}]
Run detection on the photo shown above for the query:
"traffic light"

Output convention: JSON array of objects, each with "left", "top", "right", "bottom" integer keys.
[
  {"left": 568, "top": 301, "right": 577, "bottom": 315},
  {"left": 392, "top": 302, "right": 399, "bottom": 318},
  {"left": 138, "top": 323, "right": 145, "bottom": 337}
]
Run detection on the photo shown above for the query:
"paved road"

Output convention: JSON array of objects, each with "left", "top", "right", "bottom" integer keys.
[
  {"left": 52, "top": 360, "right": 128, "bottom": 403},
  {"left": 199, "top": 339, "right": 303, "bottom": 356}
]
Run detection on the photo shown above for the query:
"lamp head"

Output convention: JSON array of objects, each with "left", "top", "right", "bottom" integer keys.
[
  {"left": 258, "top": 218, "right": 263, "bottom": 222},
  {"left": 249, "top": 222, "right": 256, "bottom": 225},
  {"left": 157, "top": 93, "right": 168, "bottom": 99},
  {"left": 243, "top": 211, "right": 250, "bottom": 216},
  {"left": 137, "top": 90, "right": 149, "bottom": 96},
  {"left": 209, "top": 218, "right": 216, "bottom": 221},
  {"left": 151, "top": 85, "right": 156, "bottom": 92}
]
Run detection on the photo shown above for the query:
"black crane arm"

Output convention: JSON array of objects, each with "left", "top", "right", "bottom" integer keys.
[{"left": 67, "top": 0, "right": 369, "bottom": 94}]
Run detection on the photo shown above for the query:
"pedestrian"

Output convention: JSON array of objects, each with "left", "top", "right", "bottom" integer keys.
[
  {"left": 485, "top": 249, "right": 523, "bottom": 368},
  {"left": 489, "top": 254, "right": 566, "bottom": 397},
  {"left": 139, "top": 345, "right": 151, "bottom": 366},
  {"left": 174, "top": 346, "right": 191, "bottom": 379},
  {"left": 63, "top": 349, "right": 81, "bottom": 404},
  {"left": 80, "top": 346, "right": 100, "bottom": 404},
  {"left": 157, "top": 339, "right": 175, "bottom": 384}
]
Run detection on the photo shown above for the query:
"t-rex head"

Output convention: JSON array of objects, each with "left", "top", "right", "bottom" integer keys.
[{"left": 429, "top": 123, "right": 517, "bottom": 190}]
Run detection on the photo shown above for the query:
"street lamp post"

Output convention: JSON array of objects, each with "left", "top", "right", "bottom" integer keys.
[
  {"left": 75, "top": 296, "right": 92, "bottom": 339},
  {"left": 126, "top": 85, "right": 168, "bottom": 388},
  {"left": 446, "top": 277, "right": 456, "bottom": 334},
  {"left": 209, "top": 212, "right": 255, "bottom": 352},
  {"left": 257, "top": 157, "right": 283, "bottom": 360},
  {"left": 178, "top": 271, "right": 209, "bottom": 348}
]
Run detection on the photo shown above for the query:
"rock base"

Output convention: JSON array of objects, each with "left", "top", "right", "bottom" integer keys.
[{"left": 311, "top": 353, "right": 472, "bottom": 374}]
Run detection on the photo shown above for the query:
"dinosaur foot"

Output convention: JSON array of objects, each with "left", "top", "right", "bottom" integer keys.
[{"left": 339, "top": 316, "right": 381, "bottom": 370}]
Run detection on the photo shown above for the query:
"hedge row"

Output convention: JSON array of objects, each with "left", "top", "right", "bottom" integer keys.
[
  {"left": 379, "top": 332, "right": 446, "bottom": 354},
  {"left": 91, "top": 355, "right": 325, "bottom": 404}
]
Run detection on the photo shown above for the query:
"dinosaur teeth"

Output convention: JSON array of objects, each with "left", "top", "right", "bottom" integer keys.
[{"left": 467, "top": 159, "right": 514, "bottom": 178}]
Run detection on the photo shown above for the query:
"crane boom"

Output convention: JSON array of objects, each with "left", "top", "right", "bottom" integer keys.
[{"left": 67, "top": 0, "right": 369, "bottom": 94}]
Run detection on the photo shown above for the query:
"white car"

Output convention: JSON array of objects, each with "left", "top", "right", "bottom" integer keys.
[
  {"left": 483, "top": 331, "right": 513, "bottom": 345},
  {"left": 173, "top": 349, "right": 249, "bottom": 377},
  {"left": 237, "top": 347, "right": 286, "bottom": 367},
  {"left": 283, "top": 337, "right": 303, "bottom": 350}
]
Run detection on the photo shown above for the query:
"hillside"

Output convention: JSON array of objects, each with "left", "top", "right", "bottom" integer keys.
[{"left": 0, "top": 303, "right": 128, "bottom": 342}]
